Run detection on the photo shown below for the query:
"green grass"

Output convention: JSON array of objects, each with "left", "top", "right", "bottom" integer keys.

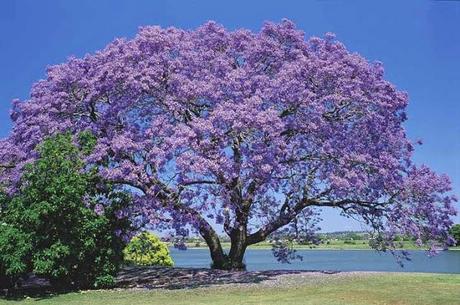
[{"left": 2, "top": 273, "right": 459, "bottom": 305}]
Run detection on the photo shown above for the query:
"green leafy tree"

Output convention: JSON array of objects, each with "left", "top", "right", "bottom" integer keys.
[
  {"left": 124, "top": 232, "right": 174, "bottom": 267},
  {"left": 0, "top": 133, "right": 133, "bottom": 289},
  {"left": 450, "top": 224, "right": 460, "bottom": 246}
]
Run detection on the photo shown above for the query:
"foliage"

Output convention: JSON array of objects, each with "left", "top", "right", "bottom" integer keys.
[
  {"left": 94, "top": 274, "right": 116, "bottom": 289},
  {"left": 0, "top": 133, "right": 133, "bottom": 288},
  {"left": 0, "top": 225, "right": 32, "bottom": 288},
  {"left": 0, "top": 20, "right": 456, "bottom": 269},
  {"left": 124, "top": 232, "right": 174, "bottom": 267},
  {"left": 450, "top": 224, "right": 460, "bottom": 246}
]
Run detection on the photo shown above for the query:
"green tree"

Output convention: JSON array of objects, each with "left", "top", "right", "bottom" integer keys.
[
  {"left": 124, "top": 232, "right": 174, "bottom": 267},
  {"left": 0, "top": 133, "right": 133, "bottom": 289},
  {"left": 450, "top": 224, "right": 460, "bottom": 246}
]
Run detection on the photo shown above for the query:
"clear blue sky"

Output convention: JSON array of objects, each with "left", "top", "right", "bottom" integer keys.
[{"left": 1, "top": 0, "right": 459, "bottom": 231}]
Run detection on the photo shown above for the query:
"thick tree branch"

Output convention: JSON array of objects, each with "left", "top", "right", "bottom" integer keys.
[
  {"left": 0, "top": 164, "right": 15, "bottom": 169},
  {"left": 181, "top": 180, "right": 216, "bottom": 186},
  {"left": 247, "top": 196, "right": 390, "bottom": 245}
]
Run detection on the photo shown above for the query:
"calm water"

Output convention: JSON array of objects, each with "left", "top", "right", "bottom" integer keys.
[{"left": 170, "top": 248, "right": 460, "bottom": 274}]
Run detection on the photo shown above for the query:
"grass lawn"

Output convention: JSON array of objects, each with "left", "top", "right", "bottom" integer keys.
[{"left": 2, "top": 273, "right": 459, "bottom": 305}]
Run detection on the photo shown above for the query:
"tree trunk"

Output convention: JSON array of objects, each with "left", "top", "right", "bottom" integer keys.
[
  {"left": 200, "top": 221, "right": 249, "bottom": 270},
  {"left": 199, "top": 222, "right": 227, "bottom": 270},
  {"left": 226, "top": 225, "right": 247, "bottom": 270}
]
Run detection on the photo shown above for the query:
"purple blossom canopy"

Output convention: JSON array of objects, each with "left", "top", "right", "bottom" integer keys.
[{"left": 1, "top": 20, "right": 456, "bottom": 268}]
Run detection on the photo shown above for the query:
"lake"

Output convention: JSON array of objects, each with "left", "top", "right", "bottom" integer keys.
[{"left": 170, "top": 248, "right": 460, "bottom": 274}]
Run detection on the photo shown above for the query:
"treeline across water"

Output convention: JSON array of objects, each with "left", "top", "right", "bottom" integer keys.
[{"left": 166, "top": 230, "right": 460, "bottom": 250}]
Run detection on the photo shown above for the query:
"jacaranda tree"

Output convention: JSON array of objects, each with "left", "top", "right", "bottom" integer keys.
[{"left": 0, "top": 20, "right": 456, "bottom": 270}]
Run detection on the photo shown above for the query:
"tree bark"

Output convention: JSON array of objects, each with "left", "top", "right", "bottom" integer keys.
[
  {"left": 226, "top": 225, "right": 248, "bottom": 270},
  {"left": 199, "top": 222, "right": 227, "bottom": 269},
  {"left": 201, "top": 218, "right": 249, "bottom": 270}
]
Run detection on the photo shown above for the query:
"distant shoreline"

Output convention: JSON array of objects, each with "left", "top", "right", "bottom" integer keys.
[{"left": 170, "top": 246, "right": 460, "bottom": 251}]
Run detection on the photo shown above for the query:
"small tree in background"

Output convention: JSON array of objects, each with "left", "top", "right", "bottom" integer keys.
[
  {"left": 124, "top": 232, "right": 174, "bottom": 267},
  {"left": 450, "top": 224, "right": 460, "bottom": 246},
  {"left": 0, "top": 133, "right": 134, "bottom": 289}
]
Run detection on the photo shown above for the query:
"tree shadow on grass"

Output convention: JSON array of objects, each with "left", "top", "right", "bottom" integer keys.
[
  {"left": 0, "top": 275, "right": 71, "bottom": 301},
  {"left": 116, "top": 266, "right": 340, "bottom": 290},
  {"left": 0, "top": 267, "right": 340, "bottom": 300}
]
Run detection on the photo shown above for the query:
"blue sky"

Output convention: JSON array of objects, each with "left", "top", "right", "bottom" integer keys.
[{"left": 0, "top": 0, "right": 459, "bottom": 231}]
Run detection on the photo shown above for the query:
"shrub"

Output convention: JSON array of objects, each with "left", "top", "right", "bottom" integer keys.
[
  {"left": 124, "top": 232, "right": 174, "bottom": 267},
  {"left": 94, "top": 275, "right": 116, "bottom": 289},
  {"left": 0, "top": 133, "right": 133, "bottom": 289}
]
